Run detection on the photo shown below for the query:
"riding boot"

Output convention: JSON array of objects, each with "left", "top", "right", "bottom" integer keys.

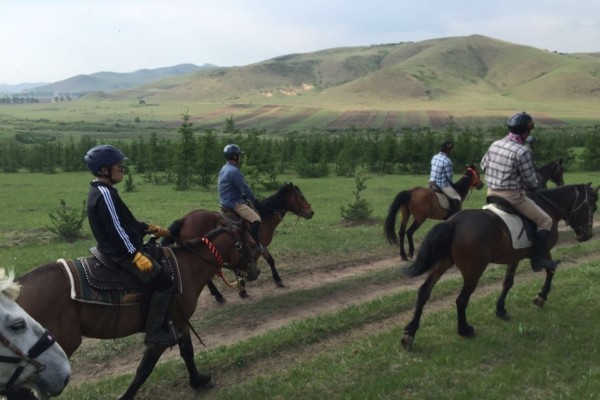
[
  {"left": 144, "top": 288, "right": 179, "bottom": 347},
  {"left": 446, "top": 199, "right": 461, "bottom": 219},
  {"left": 250, "top": 220, "right": 264, "bottom": 253},
  {"left": 530, "top": 229, "right": 560, "bottom": 272}
]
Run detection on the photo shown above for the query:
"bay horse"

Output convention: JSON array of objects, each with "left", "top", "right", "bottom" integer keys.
[
  {"left": 0, "top": 268, "right": 70, "bottom": 400},
  {"left": 164, "top": 182, "right": 314, "bottom": 301},
  {"left": 15, "top": 224, "right": 259, "bottom": 400},
  {"left": 536, "top": 158, "right": 564, "bottom": 189},
  {"left": 384, "top": 164, "right": 484, "bottom": 261},
  {"left": 400, "top": 183, "right": 599, "bottom": 350}
]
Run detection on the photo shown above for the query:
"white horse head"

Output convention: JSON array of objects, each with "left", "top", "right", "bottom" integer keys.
[{"left": 0, "top": 268, "right": 70, "bottom": 399}]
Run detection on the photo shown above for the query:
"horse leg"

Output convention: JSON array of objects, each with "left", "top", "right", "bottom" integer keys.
[
  {"left": 533, "top": 269, "right": 556, "bottom": 307},
  {"left": 402, "top": 267, "right": 447, "bottom": 350},
  {"left": 178, "top": 333, "right": 214, "bottom": 390},
  {"left": 398, "top": 210, "right": 411, "bottom": 261},
  {"left": 456, "top": 269, "right": 485, "bottom": 338},
  {"left": 207, "top": 279, "right": 226, "bottom": 303},
  {"left": 406, "top": 221, "right": 422, "bottom": 259},
  {"left": 238, "top": 278, "right": 248, "bottom": 298},
  {"left": 263, "top": 250, "right": 284, "bottom": 287},
  {"left": 117, "top": 345, "right": 167, "bottom": 400},
  {"left": 495, "top": 263, "right": 518, "bottom": 320}
]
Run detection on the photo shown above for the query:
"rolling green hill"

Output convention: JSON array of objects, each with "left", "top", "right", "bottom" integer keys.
[{"left": 3, "top": 35, "right": 600, "bottom": 130}]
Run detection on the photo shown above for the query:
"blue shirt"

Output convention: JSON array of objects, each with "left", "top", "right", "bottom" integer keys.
[
  {"left": 430, "top": 152, "right": 453, "bottom": 187},
  {"left": 218, "top": 162, "right": 256, "bottom": 209}
]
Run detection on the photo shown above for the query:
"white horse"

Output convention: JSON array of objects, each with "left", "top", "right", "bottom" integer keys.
[{"left": 0, "top": 268, "right": 70, "bottom": 399}]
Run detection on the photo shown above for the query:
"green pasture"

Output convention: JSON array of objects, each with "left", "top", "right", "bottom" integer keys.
[{"left": 1, "top": 170, "right": 599, "bottom": 276}]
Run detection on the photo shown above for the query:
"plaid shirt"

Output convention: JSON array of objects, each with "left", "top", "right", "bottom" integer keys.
[
  {"left": 429, "top": 152, "right": 453, "bottom": 187},
  {"left": 481, "top": 136, "right": 538, "bottom": 190}
]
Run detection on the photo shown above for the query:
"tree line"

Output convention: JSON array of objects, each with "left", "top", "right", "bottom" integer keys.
[{"left": 1, "top": 114, "right": 599, "bottom": 190}]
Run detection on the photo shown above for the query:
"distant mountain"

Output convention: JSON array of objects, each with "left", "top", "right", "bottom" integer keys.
[
  {"left": 120, "top": 35, "right": 600, "bottom": 107},
  {"left": 0, "top": 82, "right": 47, "bottom": 94},
  {"left": 23, "top": 63, "right": 217, "bottom": 96}
]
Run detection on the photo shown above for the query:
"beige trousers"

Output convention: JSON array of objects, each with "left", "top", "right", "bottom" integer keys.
[{"left": 487, "top": 188, "right": 552, "bottom": 231}]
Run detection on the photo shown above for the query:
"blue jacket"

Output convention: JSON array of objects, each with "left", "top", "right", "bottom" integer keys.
[{"left": 218, "top": 162, "right": 256, "bottom": 209}]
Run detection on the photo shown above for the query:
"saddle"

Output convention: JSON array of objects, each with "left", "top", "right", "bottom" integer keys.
[
  {"left": 427, "top": 182, "right": 450, "bottom": 210},
  {"left": 59, "top": 245, "right": 182, "bottom": 306},
  {"left": 483, "top": 196, "right": 536, "bottom": 249}
]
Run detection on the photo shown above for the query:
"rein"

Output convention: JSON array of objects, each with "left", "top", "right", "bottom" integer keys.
[
  {"left": 536, "top": 185, "right": 592, "bottom": 233},
  {"left": 0, "top": 329, "right": 56, "bottom": 394},
  {"left": 199, "top": 237, "right": 240, "bottom": 289}
]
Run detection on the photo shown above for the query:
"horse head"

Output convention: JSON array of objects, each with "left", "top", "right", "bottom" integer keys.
[
  {"left": 285, "top": 182, "right": 314, "bottom": 219},
  {"left": 212, "top": 222, "right": 261, "bottom": 283},
  {"left": 0, "top": 269, "right": 70, "bottom": 398},
  {"left": 465, "top": 164, "right": 484, "bottom": 191}
]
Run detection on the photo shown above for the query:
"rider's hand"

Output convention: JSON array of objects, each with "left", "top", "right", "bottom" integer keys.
[
  {"left": 147, "top": 224, "right": 170, "bottom": 238},
  {"left": 133, "top": 252, "right": 153, "bottom": 272}
]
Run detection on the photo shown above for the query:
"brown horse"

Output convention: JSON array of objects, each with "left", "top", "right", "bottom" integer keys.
[
  {"left": 15, "top": 224, "right": 259, "bottom": 400},
  {"left": 536, "top": 158, "right": 564, "bottom": 189},
  {"left": 400, "top": 183, "right": 599, "bottom": 350},
  {"left": 164, "top": 182, "right": 314, "bottom": 301},
  {"left": 384, "top": 164, "right": 484, "bottom": 261}
]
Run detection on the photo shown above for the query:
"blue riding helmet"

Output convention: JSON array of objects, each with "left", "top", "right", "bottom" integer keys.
[
  {"left": 84, "top": 145, "right": 127, "bottom": 176},
  {"left": 224, "top": 144, "right": 242, "bottom": 160}
]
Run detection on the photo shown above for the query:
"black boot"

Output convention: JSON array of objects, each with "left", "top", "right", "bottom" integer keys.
[
  {"left": 446, "top": 199, "right": 461, "bottom": 219},
  {"left": 530, "top": 229, "right": 560, "bottom": 272},
  {"left": 144, "top": 288, "right": 179, "bottom": 347},
  {"left": 250, "top": 220, "right": 264, "bottom": 253}
]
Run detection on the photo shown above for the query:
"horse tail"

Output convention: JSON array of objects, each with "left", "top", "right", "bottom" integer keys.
[
  {"left": 161, "top": 218, "right": 183, "bottom": 246},
  {"left": 384, "top": 190, "right": 411, "bottom": 245},
  {"left": 403, "top": 220, "right": 455, "bottom": 277}
]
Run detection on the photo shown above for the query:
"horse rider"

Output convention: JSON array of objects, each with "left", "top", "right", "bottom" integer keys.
[
  {"left": 84, "top": 144, "right": 179, "bottom": 346},
  {"left": 524, "top": 134, "right": 537, "bottom": 152},
  {"left": 481, "top": 112, "right": 559, "bottom": 272},
  {"left": 218, "top": 144, "right": 264, "bottom": 253},
  {"left": 429, "top": 139, "right": 461, "bottom": 218}
]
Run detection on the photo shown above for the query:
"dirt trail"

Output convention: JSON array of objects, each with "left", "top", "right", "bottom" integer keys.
[{"left": 67, "top": 225, "right": 599, "bottom": 389}]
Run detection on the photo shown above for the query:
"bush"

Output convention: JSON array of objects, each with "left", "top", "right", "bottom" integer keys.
[
  {"left": 340, "top": 172, "right": 373, "bottom": 223},
  {"left": 47, "top": 199, "right": 86, "bottom": 242}
]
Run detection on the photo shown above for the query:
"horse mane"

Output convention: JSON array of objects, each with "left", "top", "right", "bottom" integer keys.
[
  {"left": 0, "top": 268, "right": 21, "bottom": 300},
  {"left": 254, "top": 182, "right": 293, "bottom": 217}
]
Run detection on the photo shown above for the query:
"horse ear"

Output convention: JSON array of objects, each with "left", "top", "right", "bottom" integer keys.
[{"left": 559, "top": 158, "right": 563, "bottom": 164}]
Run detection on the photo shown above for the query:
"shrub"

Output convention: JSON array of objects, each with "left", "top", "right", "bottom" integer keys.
[{"left": 47, "top": 199, "right": 86, "bottom": 242}]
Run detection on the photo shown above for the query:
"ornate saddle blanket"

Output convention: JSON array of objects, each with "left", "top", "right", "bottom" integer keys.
[
  {"left": 59, "top": 246, "right": 182, "bottom": 306},
  {"left": 482, "top": 202, "right": 535, "bottom": 249}
]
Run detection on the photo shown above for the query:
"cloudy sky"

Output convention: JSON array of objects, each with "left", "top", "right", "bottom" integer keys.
[{"left": 1, "top": 0, "right": 599, "bottom": 85}]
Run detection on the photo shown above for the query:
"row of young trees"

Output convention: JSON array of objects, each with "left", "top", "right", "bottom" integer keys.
[{"left": 1, "top": 114, "right": 599, "bottom": 190}]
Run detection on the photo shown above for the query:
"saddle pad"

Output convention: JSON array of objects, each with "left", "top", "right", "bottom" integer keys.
[
  {"left": 482, "top": 204, "right": 533, "bottom": 249},
  {"left": 58, "top": 247, "right": 182, "bottom": 306},
  {"left": 434, "top": 193, "right": 449, "bottom": 210}
]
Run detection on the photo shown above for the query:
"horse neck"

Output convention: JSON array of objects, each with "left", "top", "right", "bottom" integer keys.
[
  {"left": 535, "top": 185, "right": 578, "bottom": 222},
  {"left": 453, "top": 175, "right": 471, "bottom": 199}
]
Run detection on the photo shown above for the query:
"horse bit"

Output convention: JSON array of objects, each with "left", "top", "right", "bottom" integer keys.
[{"left": 0, "top": 328, "right": 57, "bottom": 394}]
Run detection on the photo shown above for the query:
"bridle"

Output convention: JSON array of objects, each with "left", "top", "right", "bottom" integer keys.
[
  {"left": 537, "top": 185, "right": 595, "bottom": 236},
  {"left": 0, "top": 328, "right": 57, "bottom": 394}
]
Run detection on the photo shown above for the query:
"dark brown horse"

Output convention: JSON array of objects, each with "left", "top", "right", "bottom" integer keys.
[
  {"left": 384, "top": 164, "right": 484, "bottom": 261},
  {"left": 15, "top": 224, "right": 259, "bottom": 400},
  {"left": 164, "top": 182, "right": 314, "bottom": 301},
  {"left": 400, "top": 183, "right": 599, "bottom": 350},
  {"left": 536, "top": 158, "right": 564, "bottom": 189}
]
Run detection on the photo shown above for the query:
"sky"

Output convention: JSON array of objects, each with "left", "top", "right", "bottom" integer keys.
[{"left": 1, "top": 0, "right": 600, "bottom": 85}]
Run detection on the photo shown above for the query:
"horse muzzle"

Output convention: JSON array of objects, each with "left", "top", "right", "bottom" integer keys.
[{"left": 245, "top": 263, "right": 261, "bottom": 282}]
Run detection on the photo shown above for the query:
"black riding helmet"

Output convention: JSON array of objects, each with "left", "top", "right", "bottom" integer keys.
[
  {"left": 507, "top": 112, "right": 535, "bottom": 135},
  {"left": 84, "top": 145, "right": 127, "bottom": 177},
  {"left": 224, "top": 144, "right": 242, "bottom": 160}
]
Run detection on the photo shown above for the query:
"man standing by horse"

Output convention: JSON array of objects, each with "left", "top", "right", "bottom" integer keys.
[
  {"left": 218, "top": 144, "right": 264, "bottom": 253},
  {"left": 429, "top": 139, "right": 461, "bottom": 218},
  {"left": 480, "top": 112, "right": 560, "bottom": 272},
  {"left": 84, "top": 144, "right": 179, "bottom": 347}
]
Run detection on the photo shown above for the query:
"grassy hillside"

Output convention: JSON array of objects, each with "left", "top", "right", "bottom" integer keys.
[{"left": 2, "top": 35, "right": 600, "bottom": 130}]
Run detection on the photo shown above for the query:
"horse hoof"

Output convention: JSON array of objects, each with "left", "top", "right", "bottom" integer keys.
[
  {"left": 496, "top": 311, "right": 511, "bottom": 321},
  {"left": 191, "top": 375, "right": 214, "bottom": 390},
  {"left": 239, "top": 290, "right": 249, "bottom": 298},
  {"left": 215, "top": 295, "right": 226, "bottom": 304},
  {"left": 401, "top": 335, "right": 414, "bottom": 350},
  {"left": 275, "top": 281, "right": 285, "bottom": 288},
  {"left": 400, "top": 255, "right": 408, "bottom": 261},
  {"left": 532, "top": 296, "right": 546, "bottom": 308},
  {"left": 459, "top": 326, "right": 476, "bottom": 338}
]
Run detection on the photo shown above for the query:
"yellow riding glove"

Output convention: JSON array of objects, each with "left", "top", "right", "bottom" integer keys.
[
  {"left": 133, "top": 252, "right": 153, "bottom": 272},
  {"left": 147, "top": 224, "right": 170, "bottom": 238}
]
